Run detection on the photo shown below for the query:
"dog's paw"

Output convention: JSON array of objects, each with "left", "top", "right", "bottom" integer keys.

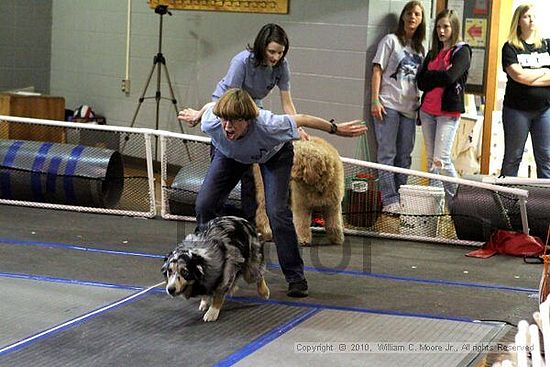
[
  {"left": 258, "top": 279, "right": 270, "bottom": 300},
  {"left": 228, "top": 285, "right": 239, "bottom": 296},
  {"left": 203, "top": 307, "right": 220, "bottom": 322},
  {"left": 299, "top": 241, "right": 311, "bottom": 247},
  {"left": 258, "top": 230, "right": 273, "bottom": 242},
  {"left": 326, "top": 229, "right": 344, "bottom": 246},
  {"left": 199, "top": 297, "right": 210, "bottom": 312}
]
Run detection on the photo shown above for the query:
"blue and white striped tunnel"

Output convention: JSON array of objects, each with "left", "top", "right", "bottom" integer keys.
[{"left": 0, "top": 139, "right": 124, "bottom": 208}]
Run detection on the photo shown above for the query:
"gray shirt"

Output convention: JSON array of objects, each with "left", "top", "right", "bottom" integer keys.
[
  {"left": 201, "top": 106, "right": 299, "bottom": 164},
  {"left": 372, "top": 34, "right": 424, "bottom": 118},
  {"left": 212, "top": 50, "right": 291, "bottom": 107}
]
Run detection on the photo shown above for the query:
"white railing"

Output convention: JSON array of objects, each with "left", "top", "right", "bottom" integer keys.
[
  {"left": 158, "top": 130, "right": 531, "bottom": 247},
  {"left": 0, "top": 115, "right": 534, "bottom": 247},
  {"left": 0, "top": 115, "right": 157, "bottom": 218}
]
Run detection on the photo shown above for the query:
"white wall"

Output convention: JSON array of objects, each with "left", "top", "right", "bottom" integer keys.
[
  {"left": 49, "top": 0, "right": 370, "bottom": 159},
  {"left": 512, "top": 0, "right": 550, "bottom": 37},
  {"left": 0, "top": 1, "right": 52, "bottom": 93},
  {"left": 49, "top": 0, "right": 433, "bottom": 161}
]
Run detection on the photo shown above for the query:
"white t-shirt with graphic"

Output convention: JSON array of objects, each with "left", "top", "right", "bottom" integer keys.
[{"left": 372, "top": 34, "right": 424, "bottom": 118}]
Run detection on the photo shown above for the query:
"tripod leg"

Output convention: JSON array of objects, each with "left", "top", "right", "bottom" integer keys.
[
  {"left": 153, "top": 58, "right": 163, "bottom": 160},
  {"left": 121, "top": 62, "right": 158, "bottom": 153},
  {"left": 162, "top": 63, "right": 192, "bottom": 160},
  {"left": 155, "top": 56, "right": 163, "bottom": 132},
  {"left": 161, "top": 63, "right": 185, "bottom": 135},
  {"left": 130, "top": 62, "right": 158, "bottom": 128}
]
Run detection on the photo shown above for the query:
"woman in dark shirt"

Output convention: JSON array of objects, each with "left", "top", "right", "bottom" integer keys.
[{"left": 501, "top": 4, "right": 550, "bottom": 178}]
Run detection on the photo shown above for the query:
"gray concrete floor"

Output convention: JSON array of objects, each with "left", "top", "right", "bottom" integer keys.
[{"left": 0, "top": 205, "right": 540, "bottom": 366}]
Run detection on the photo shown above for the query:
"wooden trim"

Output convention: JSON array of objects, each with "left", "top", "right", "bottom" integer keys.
[
  {"left": 480, "top": 0, "right": 512, "bottom": 174},
  {"left": 436, "top": 0, "right": 445, "bottom": 14},
  {"left": 480, "top": 0, "right": 500, "bottom": 174},
  {"left": 147, "top": 0, "right": 289, "bottom": 14}
]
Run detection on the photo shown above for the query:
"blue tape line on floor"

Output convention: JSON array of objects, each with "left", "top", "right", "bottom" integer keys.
[
  {"left": 214, "top": 308, "right": 320, "bottom": 367},
  {"left": 0, "top": 271, "right": 478, "bottom": 323},
  {"left": 0, "top": 237, "right": 163, "bottom": 258},
  {"left": 267, "top": 263, "right": 537, "bottom": 294},
  {"left": 229, "top": 296, "right": 476, "bottom": 323},
  {"left": 0, "top": 237, "right": 538, "bottom": 294},
  {"left": 0, "top": 271, "right": 145, "bottom": 292},
  {"left": 0, "top": 281, "right": 162, "bottom": 357}
]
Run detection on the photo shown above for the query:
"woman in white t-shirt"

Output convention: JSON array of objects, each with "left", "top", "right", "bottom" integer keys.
[{"left": 370, "top": 0, "right": 426, "bottom": 213}]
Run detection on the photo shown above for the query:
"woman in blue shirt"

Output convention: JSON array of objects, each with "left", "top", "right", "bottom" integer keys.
[
  {"left": 179, "top": 88, "right": 366, "bottom": 297},
  {"left": 212, "top": 23, "right": 296, "bottom": 114},
  {"left": 183, "top": 24, "right": 302, "bottom": 224}
]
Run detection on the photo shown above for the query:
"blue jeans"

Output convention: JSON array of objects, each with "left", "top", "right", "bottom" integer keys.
[
  {"left": 374, "top": 107, "right": 416, "bottom": 206},
  {"left": 196, "top": 142, "right": 305, "bottom": 283},
  {"left": 419, "top": 110, "right": 459, "bottom": 201},
  {"left": 209, "top": 144, "right": 256, "bottom": 223},
  {"left": 501, "top": 106, "right": 550, "bottom": 178}
]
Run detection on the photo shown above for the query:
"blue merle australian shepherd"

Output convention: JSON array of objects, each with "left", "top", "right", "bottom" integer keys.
[{"left": 161, "top": 216, "right": 270, "bottom": 322}]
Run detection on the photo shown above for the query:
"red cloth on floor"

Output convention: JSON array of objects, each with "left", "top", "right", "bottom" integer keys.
[{"left": 466, "top": 229, "right": 545, "bottom": 258}]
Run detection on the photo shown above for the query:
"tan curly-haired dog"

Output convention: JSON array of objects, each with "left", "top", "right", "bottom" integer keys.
[{"left": 254, "top": 136, "right": 345, "bottom": 246}]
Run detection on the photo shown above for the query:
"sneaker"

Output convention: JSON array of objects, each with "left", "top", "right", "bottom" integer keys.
[
  {"left": 383, "top": 202, "right": 401, "bottom": 214},
  {"left": 287, "top": 279, "right": 308, "bottom": 298}
]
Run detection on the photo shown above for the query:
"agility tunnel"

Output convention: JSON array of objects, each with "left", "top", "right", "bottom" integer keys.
[
  {"left": 168, "top": 166, "right": 242, "bottom": 217},
  {"left": 0, "top": 139, "right": 124, "bottom": 208},
  {"left": 450, "top": 180, "right": 550, "bottom": 242}
]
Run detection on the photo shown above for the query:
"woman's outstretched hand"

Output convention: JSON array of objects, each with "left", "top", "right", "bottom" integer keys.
[
  {"left": 178, "top": 108, "right": 201, "bottom": 127},
  {"left": 335, "top": 120, "right": 368, "bottom": 137}
]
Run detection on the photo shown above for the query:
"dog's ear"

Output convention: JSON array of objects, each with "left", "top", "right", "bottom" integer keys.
[
  {"left": 161, "top": 252, "right": 172, "bottom": 274},
  {"left": 292, "top": 138, "right": 337, "bottom": 193},
  {"left": 179, "top": 252, "right": 206, "bottom": 280},
  {"left": 194, "top": 264, "right": 205, "bottom": 278},
  {"left": 185, "top": 233, "right": 200, "bottom": 241},
  {"left": 189, "top": 253, "right": 206, "bottom": 280},
  {"left": 183, "top": 263, "right": 204, "bottom": 281},
  {"left": 293, "top": 146, "right": 327, "bottom": 185}
]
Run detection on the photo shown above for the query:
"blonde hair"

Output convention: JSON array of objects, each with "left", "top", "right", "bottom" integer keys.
[
  {"left": 508, "top": 4, "right": 542, "bottom": 50},
  {"left": 213, "top": 88, "right": 259, "bottom": 121}
]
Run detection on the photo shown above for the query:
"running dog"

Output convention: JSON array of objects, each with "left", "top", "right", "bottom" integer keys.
[{"left": 161, "top": 216, "right": 270, "bottom": 322}]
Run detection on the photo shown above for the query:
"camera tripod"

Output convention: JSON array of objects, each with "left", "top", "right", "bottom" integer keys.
[{"left": 129, "top": 5, "right": 183, "bottom": 135}]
